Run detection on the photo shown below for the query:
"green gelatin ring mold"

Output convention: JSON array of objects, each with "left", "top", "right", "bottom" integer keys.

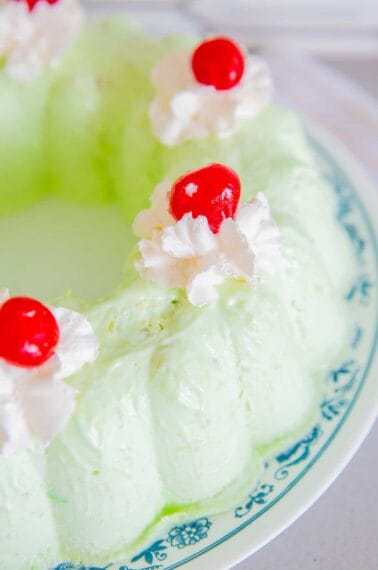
[{"left": 1, "top": 13, "right": 375, "bottom": 570}]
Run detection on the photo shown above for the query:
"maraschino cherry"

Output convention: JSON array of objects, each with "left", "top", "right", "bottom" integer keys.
[
  {"left": 191, "top": 36, "right": 245, "bottom": 91},
  {"left": 0, "top": 297, "right": 60, "bottom": 368},
  {"left": 169, "top": 163, "right": 241, "bottom": 233},
  {"left": 15, "top": 0, "right": 60, "bottom": 12}
]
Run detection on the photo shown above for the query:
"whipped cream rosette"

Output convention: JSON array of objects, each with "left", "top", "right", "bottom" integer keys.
[
  {"left": 134, "top": 163, "right": 282, "bottom": 306},
  {"left": 0, "top": 288, "right": 99, "bottom": 455},
  {"left": 149, "top": 36, "right": 273, "bottom": 146},
  {"left": 0, "top": 0, "right": 84, "bottom": 83}
]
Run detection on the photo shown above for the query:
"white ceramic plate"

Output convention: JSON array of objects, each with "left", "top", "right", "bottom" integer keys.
[{"left": 51, "top": 126, "right": 378, "bottom": 570}]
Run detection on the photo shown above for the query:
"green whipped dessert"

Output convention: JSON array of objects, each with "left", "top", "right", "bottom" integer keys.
[{"left": 0, "top": 3, "right": 355, "bottom": 569}]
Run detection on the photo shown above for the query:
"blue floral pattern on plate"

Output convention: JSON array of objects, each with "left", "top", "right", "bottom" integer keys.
[{"left": 51, "top": 137, "right": 377, "bottom": 570}]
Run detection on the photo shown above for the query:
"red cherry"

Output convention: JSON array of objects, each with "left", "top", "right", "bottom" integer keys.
[
  {"left": 169, "top": 163, "right": 241, "bottom": 233},
  {"left": 15, "top": 0, "right": 60, "bottom": 12},
  {"left": 0, "top": 297, "right": 60, "bottom": 368},
  {"left": 191, "top": 36, "right": 245, "bottom": 91}
]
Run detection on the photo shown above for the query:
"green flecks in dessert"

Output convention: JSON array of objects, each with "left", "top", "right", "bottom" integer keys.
[{"left": 47, "top": 491, "right": 68, "bottom": 505}]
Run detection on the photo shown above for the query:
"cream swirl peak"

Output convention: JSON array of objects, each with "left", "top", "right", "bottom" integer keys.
[
  {"left": 134, "top": 164, "right": 282, "bottom": 306},
  {"left": 0, "top": 288, "right": 99, "bottom": 455},
  {"left": 149, "top": 36, "right": 273, "bottom": 146},
  {"left": 0, "top": 0, "right": 84, "bottom": 83}
]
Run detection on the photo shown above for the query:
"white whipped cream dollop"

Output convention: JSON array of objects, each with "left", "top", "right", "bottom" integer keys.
[
  {"left": 149, "top": 50, "right": 273, "bottom": 147},
  {"left": 134, "top": 185, "right": 282, "bottom": 306},
  {"left": 0, "top": 0, "right": 84, "bottom": 83},
  {"left": 133, "top": 180, "right": 175, "bottom": 238},
  {"left": 0, "top": 289, "right": 99, "bottom": 455}
]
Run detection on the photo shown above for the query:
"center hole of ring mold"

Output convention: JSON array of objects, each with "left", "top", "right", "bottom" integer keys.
[{"left": 0, "top": 197, "right": 134, "bottom": 301}]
